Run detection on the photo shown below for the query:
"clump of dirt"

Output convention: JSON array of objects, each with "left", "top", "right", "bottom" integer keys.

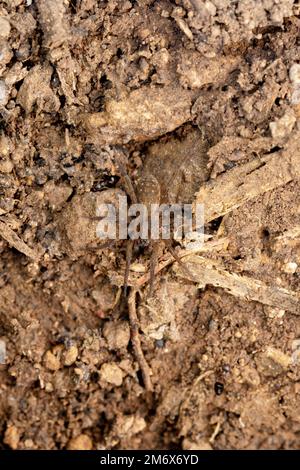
[{"left": 0, "top": 0, "right": 300, "bottom": 450}]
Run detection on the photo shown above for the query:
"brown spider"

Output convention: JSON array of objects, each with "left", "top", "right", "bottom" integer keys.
[{"left": 96, "top": 130, "right": 209, "bottom": 296}]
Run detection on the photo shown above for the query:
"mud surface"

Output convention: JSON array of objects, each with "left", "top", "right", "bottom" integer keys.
[{"left": 1, "top": 0, "right": 300, "bottom": 450}]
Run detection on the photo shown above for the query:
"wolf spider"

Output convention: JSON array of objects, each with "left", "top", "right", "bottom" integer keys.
[{"left": 93, "top": 151, "right": 197, "bottom": 298}]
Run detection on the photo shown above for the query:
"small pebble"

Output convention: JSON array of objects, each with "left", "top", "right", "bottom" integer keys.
[
  {"left": 0, "top": 41, "right": 12, "bottom": 66},
  {"left": 67, "top": 434, "right": 93, "bottom": 451},
  {"left": 289, "top": 63, "right": 300, "bottom": 84},
  {"left": 292, "top": 339, "right": 300, "bottom": 351},
  {"left": 266, "top": 347, "right": 291, "bottom": 369},
  {"left": 45, "top": 382, "right": 54, "bottom": 392},
  {"left": 100, "top": 362, "right": 123, "bottom": 386},
  {"left": 24, "top": 439, "right": 34, "bottom": 449},
  {"left": 0, "top": 18, "right": 11, "bottom": 39},
  {"left": 0, "top": 134, "right": 11, "bottom": 158},
  {"left": 0, "top": 338, "right": 6, "bottom": 364},
  {"left": 269, "top": 110, "right": 296, "bottom": 139},
  {"left": 291, "top": 339, "right": 300, "bottom": 365},
  {"left": 174, "top": 17, "right": 194, "bottom": 41},
  {"left": 63, "top": 345, "right": 78, "bottom": 366},
  {"left": 291, "top": 87, "right": 300, "bottom": 105},
  {"left": 44, "top": 350, "right": 61, "bottom": 371},
  {"left": 103, "top": 321, "right": 130, "bottom": 350},
  {"left": 0, "top": 80, "right": 8, "bottom": 106},
  {"left": 283, "top": 261, "right": 298, "bottom": 274},
  {"left": 114, "top": 415, "right": 146, "bottom": 437},
  {"left": 0, "top": 158, "right": 13, "bottom": 173},
  {"left": 266, "top": 306, "right": 285, "bottom": 319},
  {"left": 4, "top": 425, "right": 20, "bottom": 449},
  {"left": 204, "top": 1, "right": 217, "bottom": 16}
]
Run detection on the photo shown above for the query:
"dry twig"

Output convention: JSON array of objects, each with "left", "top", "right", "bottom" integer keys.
[
  {"left": 128, "top": 289, "right": 153, "bottom": 392},
  {"left": 0, "top": 220, "right": 40, "bottom": 260},
  {"left": 174, "top": 255, "right": 300, "bottom": 314},
  {"left": 194, "top": 136, "right": 300, "bottom": 223}
]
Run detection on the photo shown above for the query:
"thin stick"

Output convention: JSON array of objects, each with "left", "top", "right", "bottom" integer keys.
[
  {"left": 176, "top": 255, "right": 300, "bottom": 314},
  {"left": 194, "top": 135, "right": 300, "bottom": 223},
  {"left": 128, "top": 289, "right": 153, "bottom": 392},
  {"left": 0, "top": 220, "right": 40, "bottom": 260}
]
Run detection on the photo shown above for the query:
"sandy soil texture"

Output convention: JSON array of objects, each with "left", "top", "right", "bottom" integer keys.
[{"left": 0, "top": 0, "right": 300, "bottom": 450}]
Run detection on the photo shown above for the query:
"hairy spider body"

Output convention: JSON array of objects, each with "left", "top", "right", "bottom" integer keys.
[
  {"left": 115, "top": 127, "right": 210, "bottom": 295},
  {"left": 88, "top": 130, "right": 209, "bottom": 390}
]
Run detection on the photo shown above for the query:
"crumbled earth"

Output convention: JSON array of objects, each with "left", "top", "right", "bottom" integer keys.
[{"left": 0, "top": 0, "right": 300, "bottom": 450}]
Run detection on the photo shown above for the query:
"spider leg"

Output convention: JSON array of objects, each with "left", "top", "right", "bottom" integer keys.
[
  {"left": 164, "top": 239, "right": 197, "bottom": 282},
  {"left": 87, "top": 240, "right": 118, "bottom": 251},
  {"left": 149, "top": 240, "right": 159, "bottom": 297},
  {"left": 115, "top": 156, "right": 138, "bottom": 204},
  {"left": 123, "top": 239, "right": 134, "bottom": 296}
]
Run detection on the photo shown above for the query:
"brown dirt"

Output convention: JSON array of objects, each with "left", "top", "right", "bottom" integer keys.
[{"left": 0, "top": 0, "right": 300, "bottom": 450}]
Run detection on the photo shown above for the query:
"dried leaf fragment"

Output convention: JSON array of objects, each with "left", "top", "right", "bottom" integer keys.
[
  {"left": 0, "top": 220, "right": 40, "bottom": 260},
  {"left": 193, "top": 135, "right": 300, "bottom": 223},
  {"left": 175, "top": 255, "right": 300, "bottom": 314}
]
